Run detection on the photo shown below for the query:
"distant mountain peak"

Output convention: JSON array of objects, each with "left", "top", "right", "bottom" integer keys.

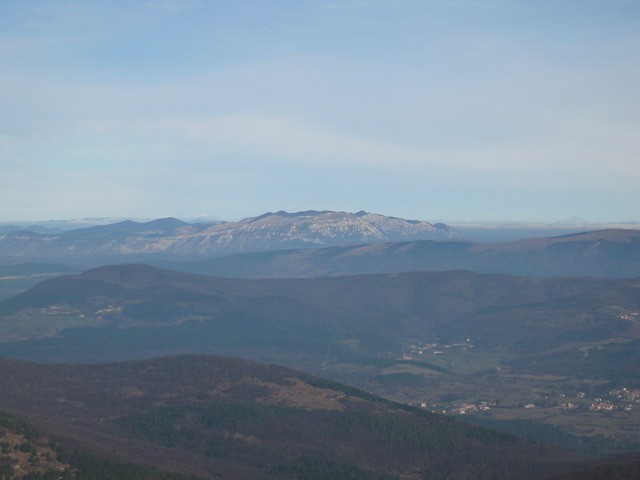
[
  {"left": 0, "top": 210, "right": 459, "bottom": 260},
  {"left": 273, "top": 210, "right": 332, "bottom": 218},
  {"left": 554, "top": 216, "right": 589, "bottom": 226},
  {"left": 146, "top": 217, "right": 189, "bottom": 228}
]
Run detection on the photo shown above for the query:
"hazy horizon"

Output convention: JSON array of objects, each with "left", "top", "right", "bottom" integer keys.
[{"left": 2, "top": 210, "right": 640, "bottom": 229}]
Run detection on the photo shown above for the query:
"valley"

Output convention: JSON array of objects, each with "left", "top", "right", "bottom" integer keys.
[{"left": 0, "top": 263, "right": 639, "bottom": 460}]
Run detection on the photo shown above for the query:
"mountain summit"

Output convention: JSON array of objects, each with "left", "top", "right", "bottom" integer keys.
[{"left": 0, "top": 210, "right": 459, "bottom": 261}]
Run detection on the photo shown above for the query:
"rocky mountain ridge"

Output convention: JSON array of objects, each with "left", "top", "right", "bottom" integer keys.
[{"left": 0, "top": 210, "right": 457, "bottom": 261}]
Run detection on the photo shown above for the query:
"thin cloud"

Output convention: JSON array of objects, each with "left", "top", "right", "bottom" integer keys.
[{"left": 0, "top": 1, "right": 638, "bottom": 221}]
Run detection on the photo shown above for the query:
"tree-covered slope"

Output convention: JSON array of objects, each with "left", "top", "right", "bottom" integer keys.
[{"left": 0, "top": 355, "right": 583, "bottom": 480}]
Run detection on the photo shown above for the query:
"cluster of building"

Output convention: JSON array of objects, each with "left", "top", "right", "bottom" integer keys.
[
  {"left": 589, "top": 402, "right": 633, "bottom": 412},
  {"left": 40, "top": 304, "right": 74, "bottom": 315},
  {"left": 584, "top": 388, "right": 640, "bottom": 412},
  {"left": 422, "top": 387, "right": 640, "bottom": 416},
  {"left": 418, "top": 400, "right": 492, "bottom": 415},
  {"left": 401, "top": 338, "right": 474, "bottom": 360},
  {"left": 41, "top": 303, "right": 124, "bottom": 320},
  {"left": 95, "top": 304, "right": 122, "bottom": 315},
  {"left": 452, "top": 402, "right": 492, "bottom": 414},
  {"left": 517, "top": 391, "right": 637, "bottom": 414},
  {"left": 609, "top": 387, "right": 640, "bottom": 402},
  {"left": 589, "top": 401, "right": 617, "bottom": 412}
]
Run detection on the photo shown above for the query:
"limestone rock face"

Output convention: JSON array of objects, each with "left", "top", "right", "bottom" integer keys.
[{"left": 0, "top": 211, "right": 458, "bottom": 260}]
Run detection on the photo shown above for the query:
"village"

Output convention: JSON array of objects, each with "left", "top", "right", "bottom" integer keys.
[
  {"left": 418, "top": 386, "right": 640, "bottom": 416},
  {"left": 39, "top": 304, "right": 76, "bottom": 316},
  {"left": 400, "top": 338, "right": 475, "bottom": 360},
  {"left": 40, "top": 303, "right": 124, "bottom": 320}
]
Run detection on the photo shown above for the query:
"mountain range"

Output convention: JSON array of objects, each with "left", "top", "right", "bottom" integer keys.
[
  {"left": 0, "top": 210, "right": 458, "bottom": 262},
  {"left": 153, "top": 228, "right": 640, "bottom": 279},
  {"left": 2, "top": 212, "right": 640, "bottom": 283}
]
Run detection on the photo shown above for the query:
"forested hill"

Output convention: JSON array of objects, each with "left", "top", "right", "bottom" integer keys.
[
  {"left": 153, "top": 228, "right": 640, "bottom": 279},
  {"left": 0, "top": 355, "right": 582, "bottom": 480},
  {"left": 1, "top": 264, "right": 638, "bottom": 363}
]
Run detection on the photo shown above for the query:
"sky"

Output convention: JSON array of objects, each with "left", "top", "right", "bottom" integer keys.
[{"left": 0, "top": 0, "right": 639, "bottom": 223}]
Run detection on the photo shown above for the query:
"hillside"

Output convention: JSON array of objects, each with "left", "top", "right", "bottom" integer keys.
[
  {"left": 1, "top": 264, "right": 638, "bottom": 360},
  {"left": 0, "top": 263, "right": 638, "bottom": 379},
  {"left": 0, "top": 409, "right": 201, "bottom": 480},
  {"left": 0, "top": 265, "right": 639, "bottom": 453},
  {"left": 0, "top": 355, "right": 583, "bottom": 480},
  {"left": 544, "top": 451, "right": 640, "bottom": 480},
  {"left": 155, "top": 228, "right": 640, "bottom": 279}
]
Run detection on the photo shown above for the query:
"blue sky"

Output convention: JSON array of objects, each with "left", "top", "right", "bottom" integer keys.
[{"left": 1, "top": 1, "right": 638, "bottom": 222}]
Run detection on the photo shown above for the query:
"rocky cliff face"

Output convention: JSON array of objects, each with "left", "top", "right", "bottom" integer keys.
[{"left": 0, "top": 210, "right": 458, "bottom": 260}]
